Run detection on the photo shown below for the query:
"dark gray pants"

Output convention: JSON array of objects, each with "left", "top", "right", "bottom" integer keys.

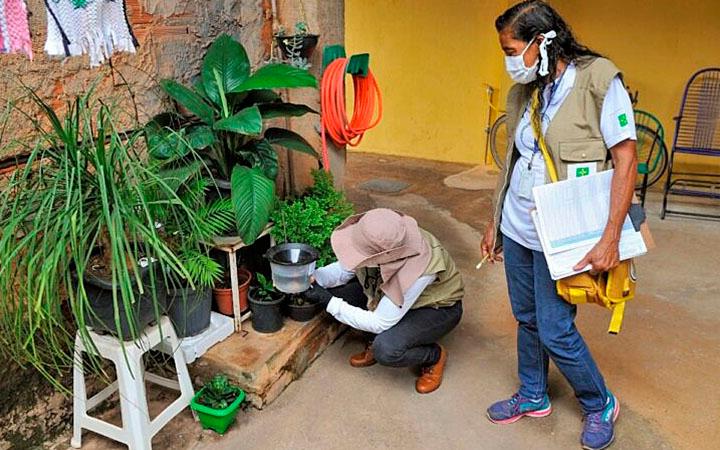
[{"left": 329, "top": 280, "right": 463, "bottom": 368}]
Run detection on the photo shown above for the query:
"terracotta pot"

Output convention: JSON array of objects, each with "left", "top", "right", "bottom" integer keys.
[{"left": 213, "top": 268, "right": 252, "bottom": 316}]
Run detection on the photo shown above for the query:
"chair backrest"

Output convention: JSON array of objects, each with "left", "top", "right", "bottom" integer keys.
[
  {"left": 634, "top": 110, "right": 665, "bottom": 140},
  {"left": 634, "top": 109, "right": 665, "bottom": 170},
  {"left": 673, "top": 68, "right": 720, "bottom": 155}
]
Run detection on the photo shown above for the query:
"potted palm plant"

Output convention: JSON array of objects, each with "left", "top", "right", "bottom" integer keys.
[
  {"left": 190, "top": 374, "right": 246, "bottom": 434},
  {"left": 156, "top": 169, "right": 235, "bottom": 337},
  {"left": 0, "top": 90, "right": 205, "bottom": 389},
  {"left": 150, "top": 34, "right": 320, "bottom": 247}
]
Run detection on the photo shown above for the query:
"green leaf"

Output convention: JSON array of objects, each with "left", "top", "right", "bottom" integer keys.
[
  {"left": 213, "top": 106, "right": 262, "bottom": 136},
  {"left": 160, "top": 80, "right": 215, "bottom": 125},
  {"left": 202, "top": 34, "right": 251, "bottom": 106},
  {"left": 252, "top": 139, "right": 279, "bottom": 179},
  {"left": 157, "top": 161, "right": 203, "bottom": 193},
  {"left": 186, "top": 125, "right": 215, "bottom": 149},
  {"left": 232, "top": 64, "right": 318, "bottom": 93},
  {"left": 231, "top": 166, "right": 275, "bottom": 244},
  {"left": 146, "top": 127, "right": 190, "bottom": 159},
  {"left": 244, "top": 89, "right": 281, "bottom": 104},
  {"left": 265, "top": 128, "right": 318, "bottom": 158},
  {"left": 258, "top": 102, "right": 318, "bottom": 119}
]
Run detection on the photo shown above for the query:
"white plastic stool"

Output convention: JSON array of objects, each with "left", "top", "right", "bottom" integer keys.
[{"left": 72, "top": 316, "right": 195, "bottom": 450}]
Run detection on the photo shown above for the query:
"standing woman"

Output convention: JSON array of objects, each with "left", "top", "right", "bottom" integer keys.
[{"left": 481, "top": 2, "right": 637, "bottom": 450}]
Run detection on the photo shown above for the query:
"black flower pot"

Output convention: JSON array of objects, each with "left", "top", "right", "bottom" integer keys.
[
  {"left": 167, "top": 286, "right": 212, "bottom": 338},
  {"left": 275, "top": 34, "right": 319, "bottom": 59},
  {"left": 286, "top": 298, "right": 321, "bottom": 322},
  {"left": 207, "top": 178, "right": 231, "bottom": 203},
  {"left": 248, "top": 288, "right": 284, "bottom": 333},
  {"left": 79, "top": 266, "right": 166, "bottom": 339}
]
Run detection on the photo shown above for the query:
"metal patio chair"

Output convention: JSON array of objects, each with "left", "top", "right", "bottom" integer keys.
[
  {"left": 661, "top": 68, "right": 720, "bottom": 220},
  {"left": 634, "top": 110, "right": 667, "bottom": 207}
]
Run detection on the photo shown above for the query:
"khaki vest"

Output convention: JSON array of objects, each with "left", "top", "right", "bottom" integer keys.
[
  {"left": 356, "top": 229, "right": 464, "bottom": 310},
  {"left": 492, "top": 57, "right": 621, "bottom": 249}
]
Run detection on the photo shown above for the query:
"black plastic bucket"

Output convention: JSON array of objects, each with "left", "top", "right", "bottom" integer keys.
[
  {"left": 167, "top": 287, "right": 212, "bottom": 338},
  {"left": 287, "top": 302, "right": 320, "bottom": 322},
  {"left": 248, "top": 288, "right": 284, "bottom": 333},
  {"left": 79, "top": 267, "right": 166, "bottom": 339}
]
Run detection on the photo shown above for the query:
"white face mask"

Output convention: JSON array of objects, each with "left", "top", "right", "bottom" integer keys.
[
  {"left": 505, "top": 39, "right": 538, "bottom": 84},
  {"left": 504, "top": 30, "right": 557, "bottom": 84}
]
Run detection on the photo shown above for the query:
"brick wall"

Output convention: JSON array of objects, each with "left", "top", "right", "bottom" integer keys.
[{"left": 0, "top": 0, "right": 270, "bottom": 158}]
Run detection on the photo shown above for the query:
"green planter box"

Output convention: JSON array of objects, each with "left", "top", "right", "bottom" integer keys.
[{"left": 190, "top": 387, "right": 246, "bottom": 434}]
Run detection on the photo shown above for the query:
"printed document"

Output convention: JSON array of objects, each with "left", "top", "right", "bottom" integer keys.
[{"left": 531, "top": 170, "right": 647, "bottom": 280}]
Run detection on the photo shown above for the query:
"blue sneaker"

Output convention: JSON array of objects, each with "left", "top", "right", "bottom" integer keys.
[
  {"left": 486, "top": 393, "right": 552, "bottom": 424},
  {"left": 581, "top": 392, "right": 620, "bottom": 450}
]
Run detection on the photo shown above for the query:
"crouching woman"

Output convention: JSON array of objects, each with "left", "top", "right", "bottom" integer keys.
[{"left": 305, "top": 208, "right": 464, "bottom": 394}]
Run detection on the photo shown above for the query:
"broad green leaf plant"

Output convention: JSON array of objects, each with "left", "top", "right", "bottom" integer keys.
[
  {"left": 151, "top": 34, "right": 319, "bottom": 245},
  {"left": 0, "top": 90, "right": 209, "bottom": 390}
]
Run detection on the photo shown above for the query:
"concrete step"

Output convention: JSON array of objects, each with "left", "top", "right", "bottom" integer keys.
[{"left": 190, "top": 313, "right": 344, "bottom": 409}]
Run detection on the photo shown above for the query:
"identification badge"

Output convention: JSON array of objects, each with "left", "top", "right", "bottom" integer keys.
[
  {"left": 567, "top": 162, "right": 597, "bottom": 179},
  {"left": 517, "top": 163, "right": 535, "bottom": 200}
]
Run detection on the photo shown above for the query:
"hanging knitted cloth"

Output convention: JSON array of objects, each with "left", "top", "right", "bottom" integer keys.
[
  {"left": 44, "top": 0, "right": 138, "bottom": 66},
  {"left": 0, "top": 0, "right": 33, "bottom": 58}
]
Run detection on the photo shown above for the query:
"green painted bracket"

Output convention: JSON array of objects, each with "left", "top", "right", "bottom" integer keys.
[
  {"left": 322, "top": 45, "right": 346, "bottom": 71},
  {"left": 346, "top": 53, "right": 370, "bottom": 77},
  {"left": 322, "top": 46, "right": 370, "bottom": 77}
]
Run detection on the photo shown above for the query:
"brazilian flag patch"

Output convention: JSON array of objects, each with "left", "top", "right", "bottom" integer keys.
[{"left": 618, "top": 113, "right": 628, "bottom": 127}]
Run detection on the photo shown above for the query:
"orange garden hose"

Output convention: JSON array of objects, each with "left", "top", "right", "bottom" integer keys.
[{"left": 320, "top": 57, "right": 383, "bottom": 171}]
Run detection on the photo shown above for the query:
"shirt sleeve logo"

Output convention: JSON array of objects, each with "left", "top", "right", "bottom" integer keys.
[{"left": 618, "top": 113, "right": 628, "bottom": 127}]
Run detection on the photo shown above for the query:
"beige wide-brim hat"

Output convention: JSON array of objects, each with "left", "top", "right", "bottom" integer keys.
[{"left": 330, "top": 208, "right": 431, "bottom": 306}]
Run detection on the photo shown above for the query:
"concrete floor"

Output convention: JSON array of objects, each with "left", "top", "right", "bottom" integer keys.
[{"left": 69, "top": 152, "right": 720, "bottom": 450}]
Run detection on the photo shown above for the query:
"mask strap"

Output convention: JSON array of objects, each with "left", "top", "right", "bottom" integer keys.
[{"left": 538, "top": 30, "right": 557, "bottom": 76}]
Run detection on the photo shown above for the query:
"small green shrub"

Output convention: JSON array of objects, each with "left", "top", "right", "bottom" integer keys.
[
  {"left": 253, "top": 273, "right": 278, "bottom": 302},
  {"left": 271, "top": 170, "right": 354, "bottom": 266},
  {"left": 198, "top": 375, "right": 241, "bottom": 410}
]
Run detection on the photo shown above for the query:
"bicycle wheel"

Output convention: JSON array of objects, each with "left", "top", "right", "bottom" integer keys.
[
  {"left": 489, "top": 114, "right": 509, "bottom": 169},
  {"left": 635, "top": 124, "right": 668, "bottom": 188}
]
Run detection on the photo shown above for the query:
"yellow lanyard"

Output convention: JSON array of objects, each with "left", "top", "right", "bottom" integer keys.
[{"left": 529, "top": 91, "right": 560, "bottom": 183}]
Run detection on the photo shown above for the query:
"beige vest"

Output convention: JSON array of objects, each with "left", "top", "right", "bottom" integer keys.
[
  {"left": 356, "top": 229, "right": 464, "bottom": 310},
  {"left": 492, "top": 57, "right": 621, "bottom": 249}
]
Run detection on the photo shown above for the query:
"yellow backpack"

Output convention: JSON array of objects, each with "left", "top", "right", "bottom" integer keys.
[{"left": 530, "top": 92, "right": 637, "bottom": 334}]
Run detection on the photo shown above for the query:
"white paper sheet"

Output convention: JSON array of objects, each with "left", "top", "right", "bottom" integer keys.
[{"left": 531, "top": 170, "right": 647, "bottom": 280}]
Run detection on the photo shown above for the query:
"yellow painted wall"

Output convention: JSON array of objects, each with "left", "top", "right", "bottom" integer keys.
[
  {"left": 345, "top": 0, "right": 507, "bottom": 164},
  {"left": 346, "top": 0, "right": 720, "bottom": 167},
  {"left": 553, "top": 0, "right": 720, "bottom": 169}
]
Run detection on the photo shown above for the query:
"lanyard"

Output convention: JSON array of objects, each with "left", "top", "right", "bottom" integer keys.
[{"left": 528, "top": 70, "right": 566, "bottom": 169}]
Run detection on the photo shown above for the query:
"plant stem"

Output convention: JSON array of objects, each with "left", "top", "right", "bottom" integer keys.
[{"left": 213, "top": 68, "right": 230, "bottom": 119}]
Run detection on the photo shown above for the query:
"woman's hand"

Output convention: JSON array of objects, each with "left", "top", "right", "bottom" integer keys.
[
  {"left": 574, "top": 139, "right": 636, "bottom": 275},
  {"left": 480, "top": 220, "right": 503, "bottom": 263},
  {"left": 573, "top": 236, "right": 620, "bottom": 274}
]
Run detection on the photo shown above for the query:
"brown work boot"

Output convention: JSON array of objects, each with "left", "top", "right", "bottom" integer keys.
[
  {"left": 415, "top": 345, "right": 447, "bottom": 394},
  {"left": 349, "top": 344, "right": 376, "bottom": 367}
]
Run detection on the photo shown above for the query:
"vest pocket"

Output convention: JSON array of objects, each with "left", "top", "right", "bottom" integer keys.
[{"left": 558, "top": 139, "right": 607, "bottom": 162}]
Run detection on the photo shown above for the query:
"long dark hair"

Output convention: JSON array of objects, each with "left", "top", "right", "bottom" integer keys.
[{"left": 496, "top": 1, "right": 601, "bottom": 114}]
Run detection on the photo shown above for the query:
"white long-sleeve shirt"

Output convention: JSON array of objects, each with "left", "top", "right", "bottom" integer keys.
[{"left": 313, "top": 262, "right": 436, "bottom": 334}]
